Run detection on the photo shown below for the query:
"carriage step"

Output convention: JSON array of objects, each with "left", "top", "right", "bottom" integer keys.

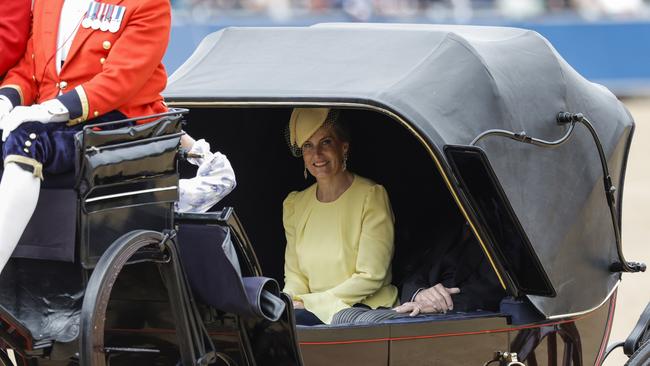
[{"left": 103, "top": 346, "right": 161, "bottom": 354}]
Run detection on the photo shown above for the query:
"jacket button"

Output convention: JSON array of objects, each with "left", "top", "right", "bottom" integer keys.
[
  {"left": 59, "top": 81, "right": 68, "bottom": 89},
  {"left": 31, "top": 53, "right": 35, "bottom": 59},
  {"left": 94, "top": 111, "right": 99, "bottom": 117},
  {"left": 25, "top": 140, "right": 32, "bottom": 147},
  {"left": 29, "top": 133, "right": 37, "bottom": 140},
  {"left": 100, "top": 57, "right": 106, "bottom": 64},
  {"left": 102, "top": 41, "right": 111, "bottom": 50}
]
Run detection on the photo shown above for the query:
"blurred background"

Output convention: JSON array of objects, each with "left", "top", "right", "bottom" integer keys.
[
  {"left": 165, "top": 2, "right": 649, "bottom": 364},
  {"left": 166, "top": 0, "right": 650, "bottom": 99}
]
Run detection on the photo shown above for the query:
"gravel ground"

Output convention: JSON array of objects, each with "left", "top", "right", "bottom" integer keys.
[{"left": 603, "top": 97, "right": 650, "bottom": 366}]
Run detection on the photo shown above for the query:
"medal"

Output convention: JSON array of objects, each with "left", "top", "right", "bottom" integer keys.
[
  {"left": 100, "top": 4, "right": 114, "bottom": 32},
  {"left": 81, "top": 2, "right": 97, "bottom": 29},
  {"left": 109, "top": 6, "right": 125, "bottom": 33},
  {"left": 91, "top": 3, "right": 104, "bottom": 30}
]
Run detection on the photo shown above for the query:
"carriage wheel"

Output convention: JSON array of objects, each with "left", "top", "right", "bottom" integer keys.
[{"left": 80, "top": 230, "right": 168, "bottom": 366}]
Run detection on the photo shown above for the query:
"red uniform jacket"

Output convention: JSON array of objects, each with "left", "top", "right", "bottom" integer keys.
[
  {"left": 0, "top": 0, "right": 170, "bottom": 125},
  {"left": 0, "top": 0, "right": 31, "bottom": 78}
]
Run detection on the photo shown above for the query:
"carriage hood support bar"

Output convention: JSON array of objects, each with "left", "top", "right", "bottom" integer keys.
[{"left": 471, "top": 112, "right": 646, "bottom": 274}]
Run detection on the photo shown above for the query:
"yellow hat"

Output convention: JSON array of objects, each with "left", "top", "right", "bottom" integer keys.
[{"left": 289, "top": 108, "right": 330, "bottom": 149}]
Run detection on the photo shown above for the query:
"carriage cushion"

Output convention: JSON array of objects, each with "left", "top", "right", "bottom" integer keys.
[
  {"left": 12, "top": 188, "right": 77, "bottom": 262},
  {"left": 299, "top": 309, "right": 503, "bottom": 328}
]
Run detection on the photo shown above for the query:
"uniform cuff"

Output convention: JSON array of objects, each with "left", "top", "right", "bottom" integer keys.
[
  {"left": 0, "top": 85, "right": 22, "bottom": 107},
  {"left": 58, "top": 86, "right": 89, "bottom": 125}
]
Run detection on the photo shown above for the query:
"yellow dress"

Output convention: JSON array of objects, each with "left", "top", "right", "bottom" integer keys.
[{"left": 282, "top": 174, "right": 398, "bottom": 324}]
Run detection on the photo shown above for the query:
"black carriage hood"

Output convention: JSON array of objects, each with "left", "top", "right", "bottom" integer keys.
[{"left": 164, "top": 23, "right": 634, "bottom": 319}]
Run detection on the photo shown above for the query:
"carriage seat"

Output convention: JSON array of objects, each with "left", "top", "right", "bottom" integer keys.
[
  {"left": 0, "top": 111, "right": 185, "bottom": 357},
  {"left": 8, "top": 112, "right": 183, "bottom": 266}
]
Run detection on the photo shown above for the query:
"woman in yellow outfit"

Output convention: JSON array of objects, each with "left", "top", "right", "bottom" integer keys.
[{"left": 283, "top": 108, "right": 398, "bottom": 325}]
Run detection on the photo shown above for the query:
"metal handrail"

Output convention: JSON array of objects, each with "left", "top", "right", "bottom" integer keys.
[{"left": 471, "top": 112, "right": 645, "bottom": 274}]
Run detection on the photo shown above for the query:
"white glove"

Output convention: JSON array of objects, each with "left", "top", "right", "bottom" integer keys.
[
  {"left": 186, "top": 139, "right": 214, "bottom": 166},
  {"left": 0, "top": 97, "right": 12, "bottom": 121},
  {"left": 0, "top": 99, "right": 69, "bottom": 142}
]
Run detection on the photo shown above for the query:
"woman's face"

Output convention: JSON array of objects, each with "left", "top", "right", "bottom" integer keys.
[{"left": 301, "top": 124, "right": 349, "bottom": 180}]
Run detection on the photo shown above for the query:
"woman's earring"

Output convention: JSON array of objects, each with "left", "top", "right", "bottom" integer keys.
[
  {"left": 304, "top": 166, "right": 308, "bottom": 180},
  {"left": 343, "top": 154, "right": 348, "bottom": 171}
]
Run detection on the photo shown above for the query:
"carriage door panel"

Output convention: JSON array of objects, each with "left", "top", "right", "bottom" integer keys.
[
  {"left": 509, "top": 298, "right": 614, "bottom": 366},
  {"left": 389, "top": 316, "right": 509, "bottom": 365},
  {"left": 444, "top": 145, "right": 554, "bottom": 299},
  {"left": 298, "top": 325, "right": 390, "bottom": 366}
]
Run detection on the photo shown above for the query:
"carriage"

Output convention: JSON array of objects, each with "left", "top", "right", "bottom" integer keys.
[{"left": 0, "top": 24, "right": 647, "bottom": 366}]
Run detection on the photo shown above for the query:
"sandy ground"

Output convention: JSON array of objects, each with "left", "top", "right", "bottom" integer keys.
[{"left": 603, "top": 97, "right": 650, "bottom": 366}]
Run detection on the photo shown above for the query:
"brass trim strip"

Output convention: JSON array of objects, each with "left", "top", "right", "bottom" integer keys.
[
  {"left": 167, "top": 100, "right": 508, "bottom": 290},
  {"left": 4, "top": 155, "right": 43, "bottom": 180},
  {"left": 547, "top": 280, "right": 620, "bottom": 320}
]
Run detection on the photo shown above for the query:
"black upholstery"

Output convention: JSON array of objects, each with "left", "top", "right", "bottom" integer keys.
[
  {"left": 0, "top": 259, "right": 83, "bottom": 344},
  {"left": 181, "top": 107, "right": 465, "bottom": 291}
]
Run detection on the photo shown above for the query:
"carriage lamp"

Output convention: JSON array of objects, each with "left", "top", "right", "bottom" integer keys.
[{"left": 470, "top": 112, "right": 646, "bottom": 274}]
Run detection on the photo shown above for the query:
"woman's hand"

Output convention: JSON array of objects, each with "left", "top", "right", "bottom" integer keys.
[{"left": 293, "top": 300, "right": 305, "bottom": 309}]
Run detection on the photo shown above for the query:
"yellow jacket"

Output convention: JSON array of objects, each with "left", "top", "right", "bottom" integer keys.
[{"left": 283, "top": 175, "right": 398, "bottom": 324}]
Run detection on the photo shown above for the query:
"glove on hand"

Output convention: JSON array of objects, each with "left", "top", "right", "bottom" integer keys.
[
  {"left": 186, "top": 138, "right": 213, "bottom": 166},
  {"left": 0, "top": 100, "right": 69, "bottom": 141},
  {"left": 0, "top": 98, "right": 12, "bottom": 121}
]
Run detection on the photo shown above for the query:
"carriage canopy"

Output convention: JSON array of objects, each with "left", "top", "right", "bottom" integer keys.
[{"left": 164, "top": 24, "right": 634, "bottom": 319}]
